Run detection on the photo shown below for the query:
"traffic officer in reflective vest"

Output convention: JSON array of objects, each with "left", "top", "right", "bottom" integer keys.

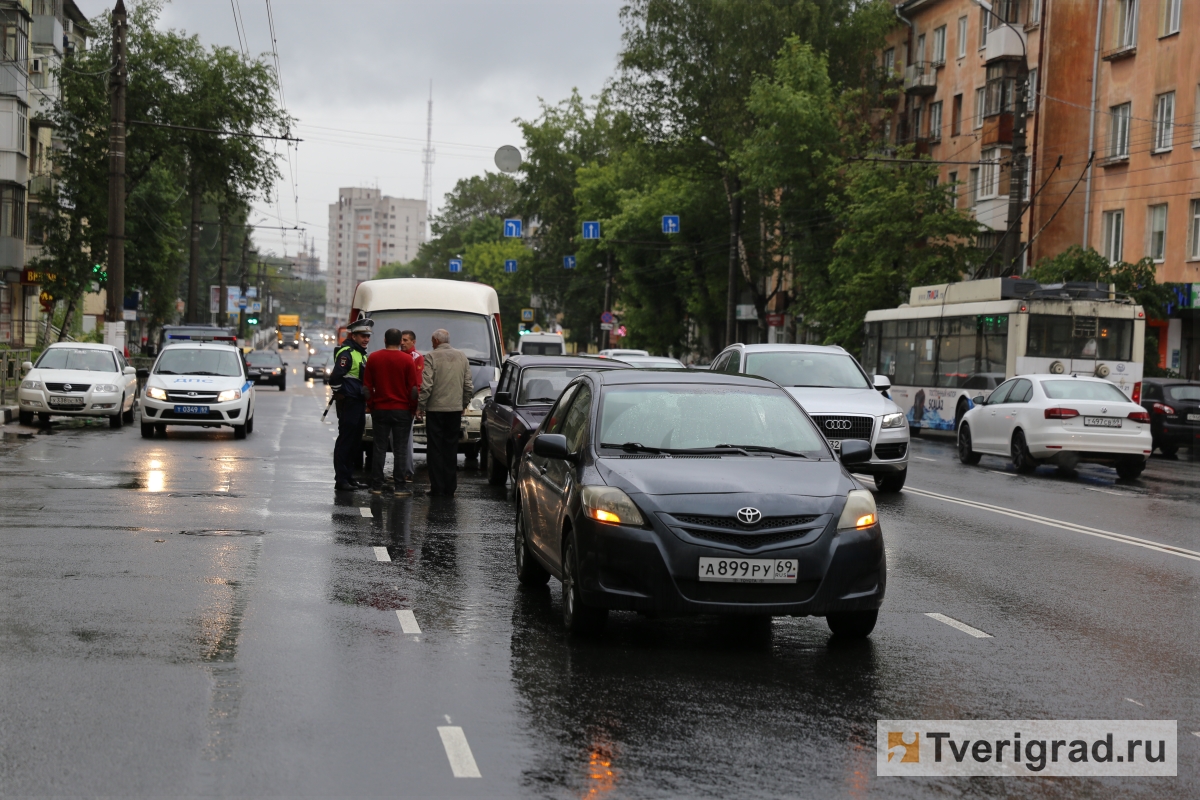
[{"left": 329, "top": 317, "right": 373, "bottom": 491}]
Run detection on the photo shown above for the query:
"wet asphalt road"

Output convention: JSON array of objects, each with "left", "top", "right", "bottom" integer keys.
[{"left": 1, "top": 351, "right": 1197, "bottom": 798}]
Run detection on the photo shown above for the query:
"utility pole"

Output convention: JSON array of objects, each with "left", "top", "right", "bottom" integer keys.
[
  {"left": 217, "top": 216, "right": 228, "bottom": 326},
  {"left": 602, "top": 250, "right": 613, "bottom": 348},
  {"left": 187, "top": 191, "right": 201, "bottom": 322},
  {"left": 238, "top": 231, "right": 250, "bottom": 343},
  {"left": 104, "top": 0, "right": 127, "bottom": 348},
  {"left": 422, "top": 82, "right": 434, "bottom": 239},
  {"left": 1001, "top": 73, "right": 1029, "bottom": 275}
]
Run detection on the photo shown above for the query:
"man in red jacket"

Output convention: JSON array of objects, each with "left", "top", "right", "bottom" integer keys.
[
  {"left": 399, "top": 329, "right": 424, "bottom": 483},
  {"left": 363, "top": 328, "right": 419, "bottom": 494}
]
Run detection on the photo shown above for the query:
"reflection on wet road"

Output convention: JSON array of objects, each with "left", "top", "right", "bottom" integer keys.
[{"left": 0, "top": 354, "right": 1196, "bottom": 798}]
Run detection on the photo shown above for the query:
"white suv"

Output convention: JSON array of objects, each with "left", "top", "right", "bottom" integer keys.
[
  {"left": 711, "top": 343, "right": 910, "bottom": 491},
  {"left": 140, "top": 342, "right": 255, "bottom": 439}
]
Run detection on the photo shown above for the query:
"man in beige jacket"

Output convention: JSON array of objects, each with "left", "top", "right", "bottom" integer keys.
[{"left": 417, "top": 328, "right": 474, "bottom": 496}]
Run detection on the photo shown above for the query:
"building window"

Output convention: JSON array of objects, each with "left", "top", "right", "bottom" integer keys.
[
  {"left": 928, "top": 101, "right": 943, "bottom": 141},
  {"left": 1195, "top": 86, "right": 1200, "bottom": 148},
  {"left": 1189, "top": 199, "right": 1200, "bottom": 259},
  {"left": 1026, "top": 67, "right": 1038, "bottom": 113},
  {"left": 17, "top": 108, "right": 25, "bottom": 154},
  {"left": 911, "top": 107, "right": 922, "bottom": 140},
  {"left": 974, "top": 87, "right": 986, "bottom": 129},
  {"left": 1102, "top": 209, "right": 1124, "bottom": 263},
  {"left": 1160, "top": 0, "right": 1180, "bottom": 36},
  {"left": 1147, "top": 204, "right": 1168, "bottom": 261},
  {"left": 968, "top": 168, "right": 980, "bottom": 207},
  {"left": 916, "top": 33, "right": 926, "bottom": 64},
  {"left": 1115, "top": 0, "right": 1138, "bottom": 49},
  {"left": 932, "top": 26, "right": 946, "bottom": 65},
  {"left": 985, "top": 64, "right": 1016, "bottom": 116},
  {"left": 957, "top": 16, "right": 968, "bottom": 58},
  {"left": 0, "top": 186, "right": 25, "bottom": 239},
  {"left": 882, "top": 47, "right": 894, "bottom": 75},
  {"left": 882, "top": 119, "right": 892, "bottom": 143},
  {"left": 948, "top": 170, "right": 959, "bottom": 206},
  {"left": 1109, "top": 103, "right": 1131, "bottom": 157},
  {"left": 1152, "top": 92, "right": 1174, "bottom": 152},
  {"left": 952, "top": 94, "right": 963, "bottom": 136},
  {"left": 979, "top": 148, "right": 1001, "bottom": 199},
  {"left": 979, "top": 8, "right": 988, "bottom": 48},
  {"left": 0, "top": 11, "right": 28, "bottom": 63},
  {"left": 1028, "top": 0, "right": 1041, "bottom": 25}
]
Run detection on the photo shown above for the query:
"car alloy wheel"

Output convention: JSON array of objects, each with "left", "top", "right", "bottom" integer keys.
[
  {"left": 514, "top": 498, "right": 549, "bottom": 586},
  {"left": 958, "top": 424, "right": 981, "bottom": 465},
  {"left": 874, "top": 469, "right": 906, "bottom": 493},
  {"left": 561, "top": 534, "right": 607, "bottom": 635},
  {"left": 1011, "top": 430, "right": 1036, "bottom": 474}
]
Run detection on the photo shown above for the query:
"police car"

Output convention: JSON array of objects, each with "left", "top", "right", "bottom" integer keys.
[{"left": 140, "top": 341, "right": 256, "bottom": 439}]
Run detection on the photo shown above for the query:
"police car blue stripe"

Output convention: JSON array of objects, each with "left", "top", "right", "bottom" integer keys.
[{"left": 242, "top": 382, "right": 251, "bottom": 393}]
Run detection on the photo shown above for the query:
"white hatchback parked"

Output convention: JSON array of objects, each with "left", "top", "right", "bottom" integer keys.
[
  {"left": 957, "top": 374, "right": 1152, "bottom": 479},
  {"left": 17, "top": 343, "right": 138, "bottom": 427}
]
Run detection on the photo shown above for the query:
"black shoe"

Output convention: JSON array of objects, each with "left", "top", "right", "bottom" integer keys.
[
  {"left": 351, "top": 481, "right": 370, "bottom": 489},
  {"left": 334, "top": 482, "right": 357, "bottom": 492}
]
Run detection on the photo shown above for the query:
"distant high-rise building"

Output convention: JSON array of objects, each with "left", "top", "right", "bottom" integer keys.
[{"left": 326, "top": 188, "right": 426, "bottom": 325}]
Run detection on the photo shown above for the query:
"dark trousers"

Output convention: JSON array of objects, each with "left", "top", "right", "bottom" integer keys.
[
  {"left": 334, "top": 398, "right": 366, "bottom": 486},
  {"left": 371, "top": 408, "right": 413, "bottom": 489},
  {"left": 425, "top": 411, "right": 462, "bottom": 496}
]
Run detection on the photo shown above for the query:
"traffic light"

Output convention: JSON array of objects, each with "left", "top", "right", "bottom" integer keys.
[
  {"left": 246, "top": 316, "right": 259, "bottom": 325},
  {"left": 92, "top": 263, "right": 107, "bottom": 284}
]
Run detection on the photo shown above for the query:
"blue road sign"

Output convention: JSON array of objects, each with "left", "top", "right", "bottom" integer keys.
[
  {"left": 563, "top": 255, "right": 576, "bottom": 269},
  {"left": 504, "top": 259, "right": 518, "bottom": 274},
  {"left": 600, "top": 311, "right": 614, "bottom": 324},
  {"left": 582, "top": 221, "right": 600, "bottom": 240},
  {"left": 503, "top": 218, "right": 523, "bottom": 238},
  {"left": 662, "top": 215, "right": 680, "bottom": 234},
  {"left": 449, "top": 258, "right": 463, "bottom": 273},
  {"left": 238, "top": 297, "right": 248, "bottom": 310}
]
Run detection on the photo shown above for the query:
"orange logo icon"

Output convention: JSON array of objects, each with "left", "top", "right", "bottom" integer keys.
[{"left": 887, "top": 732, "right": 920, "bottom": 763}]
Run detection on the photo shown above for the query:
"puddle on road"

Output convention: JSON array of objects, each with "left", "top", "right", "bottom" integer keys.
[{"left": 180, "top": 529, "right": 266, "bottom": 537}]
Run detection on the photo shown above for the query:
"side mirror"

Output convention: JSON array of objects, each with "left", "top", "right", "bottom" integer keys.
[
  {"left": 124, "top": 365, "right": 136, "bottom": 375},
  {"left": 22, "top": 360, "right": 33, "bottom": 371},
  {"left": 838, "top": 439, "right": 872, "bottom": 465},
  {"left": 972, "top": 394, "right": 986, "bottom": 406},
  {"left": 873, "top": 374, "right": 891, "bottom": 392},
  {"left": 533, "top": 433, "right": 574, "bottom": 461},
  {"left": 493, "top": 391, "right": 512, "bottom": 406}
]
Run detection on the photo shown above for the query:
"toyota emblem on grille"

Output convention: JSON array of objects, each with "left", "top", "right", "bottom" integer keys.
[
  {"left": 736, "top": 507, "right": 762, "bottom": 525},
  {"left": 63, "top": 383, "right": 72, "bottom": 392},
  {"left": 825, "top": 419, "right": 852, "bottom": 430}
]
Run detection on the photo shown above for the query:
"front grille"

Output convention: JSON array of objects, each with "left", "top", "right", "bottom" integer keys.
[
  {"left": 874, "top": 442, "right": 908, "bottom": 460},
  {"left": 676, "top": 579, "right": 821, "bottom": 604},
  {"left": 160, "top": 410, "right": 225, "bottom": 420},
  {"left": 682, "top": 527, "right": 814, "bottom": 550},
  {"left": 166, "top": 391, "right": 220, "bottom": 401},
  {"left": 672, "top": 513, "right": 817, "bottom": 531},
  {"left": 811, "top": 414, "right": 874, "bottom": 440},
  {"left": 45, "top": 383, "right": 90, "bottom": 392}
]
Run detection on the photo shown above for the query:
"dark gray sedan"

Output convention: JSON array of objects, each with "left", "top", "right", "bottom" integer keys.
[{"left": 514, "top": 369, "right": 885, "bottom": 638}]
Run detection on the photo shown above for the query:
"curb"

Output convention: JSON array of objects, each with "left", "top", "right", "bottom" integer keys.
[{"left": 1, "top": 405, "right": 16, "bottom": 424}]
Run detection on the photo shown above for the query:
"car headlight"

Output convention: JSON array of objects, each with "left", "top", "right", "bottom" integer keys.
[
  {"left": 837, "top": 489, "right": 877, "bottom": 530},
  {"left": 581, "top": 485, "right": 645, "bottom": 526},
  {"left": 468, "top": 388, "right": 489, "bottom": 412},
  {"left": 20, "top": 379, "right": 40, "bottom": 390},
  {"left": 880, "top": 412, "right": 906, "bottom": 429},
  {"left": 217, "top": 389, "right": 242, "bottom": 403},
  {"left": 93, "top": 384, "right": 118, "bottom": 393},
  {"left": 147, "top": 386, "right": 167, "bottom": 400},
  {"left": 271, "top": 368, "right": 281, "bottom": 374}
]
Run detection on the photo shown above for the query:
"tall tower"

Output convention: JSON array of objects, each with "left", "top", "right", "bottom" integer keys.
[{"left": 421, "top": 81, "right": 434, "bottom": 238}]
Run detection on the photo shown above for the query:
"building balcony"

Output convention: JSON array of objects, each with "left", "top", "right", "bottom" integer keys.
[
  {"left": 28, "top": 174, "right": 53, "bottom": 196},
  {"left": 897, "top": 135, "right": 933, "bottom": 156},
  {"left": 982, "top": 112, "right": 1013, "bottom": 146},
  {"left": 985, "top": 25, "right": 1027, "bottom": 63},
  {"left": 903, "top": 62, "right": 937, "bottom": 95},
  {"left": 1101, "top": 44, "right": 1136, "bottom": 62},
  {"left": 974, "top": 196, "right": 1010, "bottom": 232}
]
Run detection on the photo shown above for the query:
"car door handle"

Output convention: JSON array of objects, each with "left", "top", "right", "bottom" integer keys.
[{"left": 539, "top": 465, "right": 548, "bottom": 475}]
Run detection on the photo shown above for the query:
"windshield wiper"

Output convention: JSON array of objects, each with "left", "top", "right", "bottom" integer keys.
[
  {"left": 184, "top": 371, "right": 222, "bottom": 376},
  {"left": 523, "top": 397, "right": 559, "bottom": 403},
  {"left": 601, "top": 442, "right": 662, "bottom": 454},
  {"left": 156, "top": 370, "right": 178, "bottom": 375},
  {"left": 716, "top": 443, "right": 810, "bottom": 459}
]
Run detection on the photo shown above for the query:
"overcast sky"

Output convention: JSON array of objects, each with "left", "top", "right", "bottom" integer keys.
[{"left": 73, "top": 0, "right": 626, "bottom": 264}]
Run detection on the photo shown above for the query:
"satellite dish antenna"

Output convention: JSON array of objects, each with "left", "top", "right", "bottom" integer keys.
[{"left": 494, "top": 145, "right": 522, "bottom": 173}]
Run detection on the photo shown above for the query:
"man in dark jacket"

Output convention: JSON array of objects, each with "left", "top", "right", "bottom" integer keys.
[{"left": 329, "top": 317, "right": 373, "bottom": 491}]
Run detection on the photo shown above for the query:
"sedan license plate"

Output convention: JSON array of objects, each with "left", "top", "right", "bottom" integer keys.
[
  {"left": 698, "top": 557, "right": 797, "bottom": 583},
  {"left": 48, "top": 396, "right": 85, "bottom": 406},
  {"left": 1083, "top": 416, "right": 1122, "bottom": 428},
  {"left": 1188, "top": 413, "right": 1200, "bottom": 422},
  {"left": 173, "top": 405, "right": 210, "bottom": 415}
]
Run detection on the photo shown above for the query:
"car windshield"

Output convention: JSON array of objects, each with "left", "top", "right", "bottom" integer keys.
[
  {"left": 518, "top": 367, "right": 597, "bottom": 404},
  {"left": 1040, "top": 380, "right": 1130, "bottom": 402},
  {"left": 598, "top": 385, "right": 827, "bottom": 455},
  {"left": 246, "top": 352, "right": 282, "bottom": 366},
  {"left": 35, "top": 348, "right": 116, "bottom": 372},
  {"left": 365, "top": 310, "right": 495, "bottom": 364},
  {"left": 744, "top": 351, "right": 870, "bottom": 389},
  {"left": 155, "top": 349, "right": 243, "bottom": 377},
  {"left": 1166, "top": 385, "right": 1200, "bottom": 402}
]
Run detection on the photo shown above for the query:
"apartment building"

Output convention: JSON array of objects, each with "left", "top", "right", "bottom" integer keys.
[
  {"left": 325, "top": 188, "right": 426, "bottom": 325},
  {"left": 0, "top": 0, "right": 32, "bottom": 345}
]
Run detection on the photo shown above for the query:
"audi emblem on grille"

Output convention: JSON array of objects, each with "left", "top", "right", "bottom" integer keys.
[
  {"left": 824, "top": 419, "right": 852, "bottom": 430},
  {"left": 63, "top": 384, "right": 72, "bottom": 392},
  {"left": 736, "top": 507, "right": 762, "bottom": 525}
]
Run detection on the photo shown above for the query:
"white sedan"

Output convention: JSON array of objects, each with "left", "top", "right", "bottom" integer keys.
[
  {"left": 957, "top": 374, "right": 1152, "bottom": 479},
  {"left": 17, "top": 343, "right": 139, "bottom": 428}
]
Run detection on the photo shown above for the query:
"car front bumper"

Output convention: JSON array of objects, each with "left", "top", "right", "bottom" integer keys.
[
  {"left": 833, "top": 425, "right": 910, "bottom": 475},
  {"left": 573, "top": 514, "right": 886, "bottom": 618},
  {"left": 18, "top": 388, "right": 122, "bottom": 416},
  {"left": 141, "top": 396, "right": 250, "bottom": 427}
]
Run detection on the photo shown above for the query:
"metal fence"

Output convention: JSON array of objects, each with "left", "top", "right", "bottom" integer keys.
[{"left": 1, "top": 348, "right": 32, "bottom": 405}]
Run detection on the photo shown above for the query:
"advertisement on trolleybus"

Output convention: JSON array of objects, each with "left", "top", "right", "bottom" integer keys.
[{"left": 861, "top": 279, "right": 1145, "bottom": 431}]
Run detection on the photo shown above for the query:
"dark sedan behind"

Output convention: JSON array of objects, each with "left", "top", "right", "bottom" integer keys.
[
  {"left": 1141, "top": 377, "right": 1200, "bottom": 457},
  {"left": 514, "top": 369, "right": 884, "bottom": 638},
  {"left": 245, "top": 351, "right": 286, "bottom": 390}
]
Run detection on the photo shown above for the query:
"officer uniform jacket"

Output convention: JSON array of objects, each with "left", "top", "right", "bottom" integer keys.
[{"left": 329, "top": 339, "right": 368, "bottom": 400}]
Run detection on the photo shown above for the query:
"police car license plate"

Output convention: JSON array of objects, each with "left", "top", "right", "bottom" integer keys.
[
  {"left": 174, "top": 405, "right": 209, "bottom": 415},
  {"left": 48, "top": 396, "right": 85, "bottom": 406},
  {"left": 698, "top": 557, "right": 798, "bottom": 583},
  {"left": 1083, "top": 416, "right": 1122, "bottom": 427}
]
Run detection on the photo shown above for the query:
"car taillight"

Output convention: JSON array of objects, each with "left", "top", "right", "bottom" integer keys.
[
  {"left": 1127, "top": 410, "right": 1150, "bottom": 423},
  {"left": 1151, "top": 402, "right": 1174, "bottom": 415},
  {"left": 1131, "top": 381, "right": 1141, "bottom": 403},
  {"left": 1044, "top": 407, "right": 1080, "bottom": 419}
]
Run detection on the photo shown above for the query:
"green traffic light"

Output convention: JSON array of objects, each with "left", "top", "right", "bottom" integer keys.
[{"left": 246, "top": 317, "right": 259, "bottom": 325}]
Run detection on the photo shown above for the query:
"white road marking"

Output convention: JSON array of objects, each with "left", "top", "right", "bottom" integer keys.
[
  {"left": 1125, "top": 698, "right": 1145, "bottom": 707},
  {"left": 437, "top": 726, "right": 481, "bottom": 778},
  {"left": 925, "top": 612, "right": 993, "bottom": 639},
  {"left": 1084, "top": 487, "right": 1126, "bottom": 496},
  {"left": 359, "top": 507, "right": 372, "bottom": 517},
  {"left": 1192, "top": 732, "right": 1200, "bottom": 738},
  {"left": 904, "top": 486, "right": 1200, "bottom": 563},
  {"left": 987, "top": 470, "right": 1017, "bottom": 477},
  {"left": 372, "top": 546, "right": 391, "bottom": 562},
  {"left": 395, "top": 609, "right": 421, "bottom": 633},
  {"left": 913, "top": 456, "right": 936, "bottom": 462}
]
